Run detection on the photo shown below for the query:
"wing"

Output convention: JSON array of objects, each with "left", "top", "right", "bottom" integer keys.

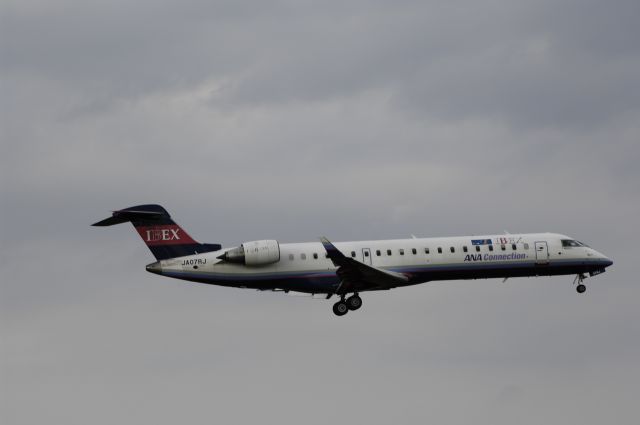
[{"left": 320, "top": 237, "right": 409, "bottom": 294}]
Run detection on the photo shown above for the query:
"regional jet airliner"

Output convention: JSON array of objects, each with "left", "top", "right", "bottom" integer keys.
[{"left": 93, "top": 205, "right": 613, "bottom": 316}]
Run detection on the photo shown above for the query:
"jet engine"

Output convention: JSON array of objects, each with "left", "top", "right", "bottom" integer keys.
[{"left": 218, "top": 240, "right": 280, "bottom": 266}]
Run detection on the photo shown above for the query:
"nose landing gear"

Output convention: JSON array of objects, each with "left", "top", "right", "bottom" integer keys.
[
  {"left": 332, "top": 293, "right": 363, "bottom": 316},
  {"left": 573, "top": 274, "right": 587, "bottom": 294}
]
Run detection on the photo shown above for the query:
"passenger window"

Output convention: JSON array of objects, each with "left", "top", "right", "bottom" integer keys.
[
  {"left": 475, "top": 245, "right": 480, "bottom": 252},
  {"left": 450, "top": 247, "right": 455, "bottom": 253},
  {"left": 437, "top": 247, "right": 442, "bottom": 254},
  {"left": 351, "top": 251, "right": 356, "bottom": 258},
  {"left": 301, "top": 253, "right": 306, "bottom": 260},
  {"left": 501, "top": 244, "right": 506, "bottom": 251},
  {"left": 313, "top": 253, "right": 318, "bottom": 259},
  {"left": 399, "top": 249, "right": 405, "bottom": 255},
  {"left": 512, "top": 244, "right": 517, "bottom": 250},
  {"left": 376, "top": 250, "right": 381, "bottom": 256},
  {"left": 289, "top": 254, "right": 294, "bottom": 260},
  {"left": 387, "top": 249, "right": 392, "bottom": 256},
  {"left": 463, "top": 246, "right": 468, "bottom": 253},
  {"left": 364, "top": 251, "right": 369, "bottom": 257},
  {"left": 425, "top": 248, "right": 430, "bottom": 254},
  {"left": 524, "top": 243, "right": 529, "bottom": 250},
  {"left": 412, "top": 248, "right": 417, "bottom": 255},
  {"left": 489, "top": 245, "right": 494, "bottom": 251}
]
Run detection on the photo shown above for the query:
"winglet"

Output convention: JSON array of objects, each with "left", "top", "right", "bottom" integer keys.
[
  {"left": 320, "top": 237, "right": 345, "bottom": 260},
  {"left": 320, "top": 236, "right": 333, "bottom": 248}
]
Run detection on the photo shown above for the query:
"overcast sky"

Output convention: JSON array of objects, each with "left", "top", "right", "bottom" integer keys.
[{"left": 2, "top": 1, "right": 639, "bottom": 424}]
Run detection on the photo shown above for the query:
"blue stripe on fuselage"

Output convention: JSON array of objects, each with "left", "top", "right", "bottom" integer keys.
[{"left": 157, "top": 258, "right": 610, "bottom": 293}]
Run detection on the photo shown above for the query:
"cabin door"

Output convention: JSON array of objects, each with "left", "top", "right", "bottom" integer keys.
[
  {"left": 535, "top": 241, "right": 549, "bottom": 265},
  {"left": 362, "top": 248, "right": 372, "bottom": 265}
]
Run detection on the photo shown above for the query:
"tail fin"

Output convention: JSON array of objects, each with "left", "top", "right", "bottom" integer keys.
[{"left": 92, "top": 204, "right": 221, "bottom": 260}]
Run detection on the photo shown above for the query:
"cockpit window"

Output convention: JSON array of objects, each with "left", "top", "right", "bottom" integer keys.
[{"left": 562, "top": 239, "right": 583, "bottom": 248}]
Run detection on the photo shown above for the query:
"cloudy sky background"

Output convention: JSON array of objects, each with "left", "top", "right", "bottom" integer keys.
[{"left": 2, "top": 0, "right": 639, "bottom": 424}]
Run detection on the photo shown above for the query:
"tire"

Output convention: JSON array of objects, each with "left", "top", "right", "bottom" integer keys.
[
  {"left": 576, "top": 284, "right": 586, "bottom": 294},
  {"left": 333, "top": 301, "right": 349, "bottom": 316},
  {"left": 346, "top": 295, "right": 363, "bottom": 311}
]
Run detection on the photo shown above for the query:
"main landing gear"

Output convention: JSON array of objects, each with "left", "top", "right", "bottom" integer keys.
[
  {"left": 332, "top": 293, "right": 362, "bottom": 316},
  {"left": 573, "top": 273, "right": 587, "bottom": 294}
]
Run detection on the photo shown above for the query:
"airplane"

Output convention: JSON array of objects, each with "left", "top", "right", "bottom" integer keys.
[{"left": 93, "top": 204, "right": 613, "bottom": 316}]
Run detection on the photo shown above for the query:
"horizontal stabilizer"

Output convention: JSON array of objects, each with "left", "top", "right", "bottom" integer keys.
[{"left": 92, "top": 205, "right": 169, "bottom": 226}]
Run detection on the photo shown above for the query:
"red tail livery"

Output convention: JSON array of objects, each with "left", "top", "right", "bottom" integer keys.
[{"left": 92, "top": 204, "right": 220, "bottom": 260}]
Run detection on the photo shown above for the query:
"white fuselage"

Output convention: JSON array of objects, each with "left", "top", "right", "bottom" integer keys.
[{"left": 147, "top": 233, "right": 612, "bottom": 294}]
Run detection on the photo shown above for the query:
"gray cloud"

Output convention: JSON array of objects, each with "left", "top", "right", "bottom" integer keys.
[
  {"left": 4, "top": 1, "right": 639, "bottom": 128},
  {"left": 2, "top": 1, "right": 639, "bottom": 424}
]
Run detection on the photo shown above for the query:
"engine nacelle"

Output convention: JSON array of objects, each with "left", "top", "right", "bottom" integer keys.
[{"left": 219, "top": 240, "right": 280, "bottom": 266}]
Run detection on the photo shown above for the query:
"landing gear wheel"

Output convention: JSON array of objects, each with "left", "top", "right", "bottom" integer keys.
[
  {"left": 333, "top": 301, "right": 349, "bottom": 316},
  {"left": 346, "top": 294, "right": 363, "bottom": 311},
  {"left": 573, "top": 274, "right": 587, "bottom": 294}
]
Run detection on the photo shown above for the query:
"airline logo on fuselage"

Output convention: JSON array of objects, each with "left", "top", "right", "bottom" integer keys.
[
  {"left": 471, "top": 239, "right": 492, "bottom": 245},
  {"left": 464, "top": 253, "right": 527, "bottom": 262},
  {"left": 466, "top": 236, "right": 528, "bottom": 262},
  {"left": 472, "top": 236, "right": 524, "bottom": 245}
]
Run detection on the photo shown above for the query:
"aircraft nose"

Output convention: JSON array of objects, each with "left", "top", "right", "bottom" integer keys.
[
  {"left": 146, "top": 261, "right": 162, "bottom": 275},
  {"left": 591, "top": 248, "right": 613, "bottom": 268},
  {"left": 595, "top": 251, "right": 613, "bottom": 268}
]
